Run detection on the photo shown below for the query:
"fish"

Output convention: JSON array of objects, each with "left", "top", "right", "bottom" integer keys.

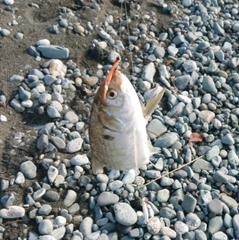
[{"left": 89, "top": 58, "right": 165, "bottom": 175}]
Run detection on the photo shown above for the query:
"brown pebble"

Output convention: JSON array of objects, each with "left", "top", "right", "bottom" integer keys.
[
  {"left": 220, "top": 184, "right": 233, "bottom": 196},
  {"left": 38, "top": 106, "right": 45, "bottom": 115},
  {"left": 200, "top": 103, "right": 208, "bottom": 111},
  {"left": 83, "top": 76, "right": 98, "bottom": 87},
  {"left": 75, "top": 77, "right": 82, "bottom": 87}
]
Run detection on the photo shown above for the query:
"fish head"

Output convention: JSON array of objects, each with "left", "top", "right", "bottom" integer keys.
[{"left": 92, "top": 59, "right": 142, "bottom": 131}]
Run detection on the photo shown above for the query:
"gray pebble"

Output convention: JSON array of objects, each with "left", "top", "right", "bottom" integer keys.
[
  {"left": 114, "top": 202, "right": 137, "bottom": 226},
  {"left": 154, "top": 132, "right": 179, "bottom": 148},
  {"left": 208, "top": 216, "right": 223, "bottom": 235},
  {"left": 181, "top": 194, "right": 197, "bottom": 213},
  {"left": 141, "top": 62, "right": 156, "bottom": 83},
  {"left": 146, "top": 217, "right": 161, "bottom": 235},
  {"left": 66, "top": 138, "right": 83, "bottom": 153},
  {"left": 37, "top": 45, "right": 69, "bottom": 59},
  {"left": 20, "top": 160, "right": 37, "bottom": 179},
  {"left": 38, "top": 219, "right": 53, "bottom": 235},
  {"left": 97, "top": 192, "right": 119, "bottom": 206},
  {"left": 0, "top": 206, "right": 25, "bottom": 219},
  {"left": 70, "top": 154, "right": 89, "bottom": 166},
  {"left": 10, "top": 99, "right": 25, "bottom": 112},
  {"left": 208, "top": 199, "right": 223, "bottom": 214},
  {"left": 47, "top": 106, "right": 61, "bottom": 118},
  {"left": 185, "top": 213, "right": 201, "bottom": 230},
  {"left": 80, "top": 217, "right": 93, "bottom": 237},
  {"left": 202, "top": 76, "right": 217, "bottom": 94},
  {"left": 50, "top": 136, "right": 66, "bottom": 150},
  {"left": 63, "top": 189, "right": 77, "bottom": 207}
]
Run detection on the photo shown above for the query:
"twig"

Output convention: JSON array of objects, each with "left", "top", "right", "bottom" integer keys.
[{"left": 144, "top": 155, "right": 205, "bottom": 186}]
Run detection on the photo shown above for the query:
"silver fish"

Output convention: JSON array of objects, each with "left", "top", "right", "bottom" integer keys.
[{"left": 89, "top": 59, "right": 165, "bottom": 174}]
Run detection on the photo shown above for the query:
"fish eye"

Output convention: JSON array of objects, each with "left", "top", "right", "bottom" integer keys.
[{"left": 107, "top": 89, "right": 117, "bottom": 99}]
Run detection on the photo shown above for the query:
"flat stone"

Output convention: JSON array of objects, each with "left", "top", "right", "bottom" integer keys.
[
  {"left": 51, "top": 226, "right": 66, "bottom": 240},
  {"left": 37, "top": 45, "right": 69, "bottom": 59},
  {"left": 212, "top": 231, "right": 228, "bottom": 240},
  {"left": 220, "top": 194, "right": 238, "bottom": 208},
  {"left": 159, "top": 207, "right": 176, "bottom": 219},
  {"left": 50, "top": 136, "right": 66, "bottom": 150},
  {"left": 181, "top": 194, "right": 197, "bottom": 213},
  {"left": 146, "top": 119, "right": 167, "bottom": 140},
  {"left": 154, "top": 132, "right": 179, "bottom": 148},
  {"left": 47, "top": 106, "right": 61, "bottom": 118},
  {"left": 122, "top": 169, "right": 135, "bottom": 184}
]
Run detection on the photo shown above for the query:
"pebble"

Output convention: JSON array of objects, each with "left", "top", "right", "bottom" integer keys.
[
  {"left": 38, "top": 219, "right": 53, "bottom": 235},
  {"left": 114, "top": 202, "right": 137, "bottom": 226},
  {"left": 154, "top": 132, "right": 179, "bottom": 148},
  {"left": 63, "top": 190, "right": 77, "bottom": 207},
  {"left": 37, "top": 45, "right": 69, "bottom": 59},
  {"left": 208, "top": 199, "right": 223, "bottom": 215},
  {"left": 70, "top": 154, "right": 89, "bottom": 165},
  {"left": 141, "top": 62, "right": 156, "bottom": 83},
  {"left": 185, "top": 213, "right": 201, "bottom": 230},
  {"left": 97, "top": 192, "right": 119, "bottom": 206},
  {"left": 146, "top": 217, "right": 161, "bottom": 234},
  {"left": 80, "top": 217, "right": 93, "bottom": 237},
  {"left": 20, "top": 160, "right": 37, "bottom": 179},
  {"left": 0, "top": 206, "right": 25, "bottom": 219},
  {"left": 49, "top": 59, "right": 67, "bottom": 77}
]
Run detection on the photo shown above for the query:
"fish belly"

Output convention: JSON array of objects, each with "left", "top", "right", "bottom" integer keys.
[{"left": 89, "top": 109, "right": 149, "bottom": 173}]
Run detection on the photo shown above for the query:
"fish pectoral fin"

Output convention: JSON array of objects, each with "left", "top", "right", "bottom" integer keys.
[
  {"left": 148, "top": 138, "right": 160, "bottom": 155},
  {"left": 99, "top": 111, "right": 124, "bottom": 132},
  {"left": 142, "top": 88, "right": 165, "bottom": 121},
  {"left": 91, "top": 155, "right": 104, "bottom": 175}
]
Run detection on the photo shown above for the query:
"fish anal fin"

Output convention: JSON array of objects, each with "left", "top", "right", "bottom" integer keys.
[
  {"left": 91, "top": 155, "right": 104, "bottom": 175},
  {"left": 143, "top": 88, "right": 165, "bottom": 121}
]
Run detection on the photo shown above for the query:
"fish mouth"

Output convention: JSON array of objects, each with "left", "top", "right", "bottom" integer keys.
[{"left": 102, "top": 57, "right": 120, "bottom": 102}]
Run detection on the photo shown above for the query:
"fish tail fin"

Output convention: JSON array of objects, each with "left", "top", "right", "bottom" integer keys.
[{"left": 91, "top": 156, "right": 104, "bottom": 175}]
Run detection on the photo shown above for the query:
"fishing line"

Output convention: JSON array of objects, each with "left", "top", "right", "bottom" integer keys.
[{"left": 119, "top": 0, "right": 134, "bottom": 76}]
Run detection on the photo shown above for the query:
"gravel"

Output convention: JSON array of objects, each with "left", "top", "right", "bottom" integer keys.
[{"left": 1, "top": 0, "right": 239, "bottom": 239}]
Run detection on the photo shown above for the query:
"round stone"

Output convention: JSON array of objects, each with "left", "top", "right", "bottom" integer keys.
[
  {"left": 114, "top": 202, "right": 137, "bottom": 226},
  {"left": 38, "top": 219, "right": 53, "bottom": 235}
]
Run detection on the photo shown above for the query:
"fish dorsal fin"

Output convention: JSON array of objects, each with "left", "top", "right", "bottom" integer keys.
[{"left": 142, "top": 88, "right": 165, "bottom": 121}]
